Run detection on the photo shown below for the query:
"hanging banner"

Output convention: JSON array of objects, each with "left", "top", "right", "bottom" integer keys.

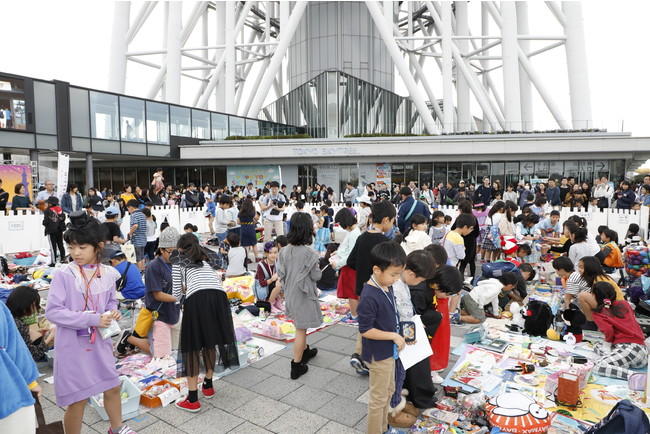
[
  {"left": 376, "top": 163, "right": 392, "bottom": 186},
  {"left": 57, "top": 152, "right": 69, "bottom": 199},
  {"left": 227, "top": 165, "right": 280, "bottom": 188}
]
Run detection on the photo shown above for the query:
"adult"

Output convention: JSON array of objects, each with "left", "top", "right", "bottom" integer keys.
[
  {"left": 559, "top": 177, "right": 571, "bottom": 203},
  {"left": 242, "top": 182, "right": 257, "bottom": 199},
  {"left": 0, "top": 302, "right": 41, "bottom": 433},
  {"left": 593, "top": 176, "right": 614, "bottom": 208},
  {"left": 184, "top": 183, "right": 199, "bottom": 208},
  {"left": 36, "top": 180, "right": 56, "bottom": 205},
  {"left": 452, "top": 187, "right": 469, "bottom": 205},
  {"left": 11, "top": 183, "right": 35, "bottom": 212},
  {"left": 546, "top": 179, "right": 561, "bottom": 206},
  {"left": 60, "top": 183, "right": 83, "bottom": 214},
  {"left": 127, "top": 199, "right": 147, "bottom": 271},
  {"left": 397, "top": 186, "right": 430, "bottom": 233},
  {"left": 408, "top": 180, "right": 420, "bottom": 198},
  {"left": 0, "top": 178, "right": 9, "bottom": 212},
  {"left": 259, "top": 181, "right": 287, "bottom": 238},
  {"left": 120, "top": 185, "right": 136, "bottom": 203},
  {"left": 198, "top": 185, "right": 210, "bottom": 208},
  {"left": 378, "top": 183, "right": 391, "bottom": 201},
  {"left": 238, "top": 198, "right": 259, "bottom": 260},
  {"left": 317, "top": 184, "right": 328, "bottom": 203},
  {"left": 474, "top": 177, "right": 492, "bottom": 206},
  {"left": 4, "top": 108, "right": 12, "bottom": 128},
  {"left": 343, "top": 182, "right": 358, "bottom": 204},
  {"left": 420, "top": 183, "right": 435, "bottom": 205},
  {"left": 518, "top": 183, "right": 534, "bottom": 209},
  {"left": 581, "top": 182, "right": 592, "bottom": 202},
  {"left": 637, "top": 176, "right": 650, "bottom": 198},
  {"left": 295, "top": 185, "right": 307, "bottom": 202}
]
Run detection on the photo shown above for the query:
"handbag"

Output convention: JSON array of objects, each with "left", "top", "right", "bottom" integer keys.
[
  {"left": 121, "top": 243, "right": 137, "bottom": 264},
  {"left": 33, "top": 392, "right": 64, "bottom": 434},
  {"left": 585, "top": 399, "right": 650, "bottom": 433}
]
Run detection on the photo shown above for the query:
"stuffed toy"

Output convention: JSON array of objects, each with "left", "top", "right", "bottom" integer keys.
[
  {"left": 485, "top": 392, "right": 551, "bottom": 433},
  {"left": 523, "top": 300, "right": 553, "bottom": 337},
  {"left": 562, "top": 304, "right": 586, "bottom": 343}
]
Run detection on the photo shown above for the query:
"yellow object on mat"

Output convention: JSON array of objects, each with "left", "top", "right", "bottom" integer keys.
[{"left": 223, "top": 275, "right": 255, "bottom": 303}]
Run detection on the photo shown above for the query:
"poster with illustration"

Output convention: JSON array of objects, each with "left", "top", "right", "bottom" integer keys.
[
  {"left": 0, "top": 164, "right": 33, "bottom": 207},
  {"left": 227, "top": 165, "right": 281, "bottom": 188}
]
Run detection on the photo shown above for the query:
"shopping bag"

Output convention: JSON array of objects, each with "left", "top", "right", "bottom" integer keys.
[
  {"left": 33, "top": 393, "right": 64, "bottom": 434},
  {"left": 121, "top": 243, "right": 137, "bottom": 264}
]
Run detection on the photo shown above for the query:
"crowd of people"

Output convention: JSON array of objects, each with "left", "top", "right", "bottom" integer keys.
[{"left": 2, "top": 167, "right": 650, "bottom": 434}]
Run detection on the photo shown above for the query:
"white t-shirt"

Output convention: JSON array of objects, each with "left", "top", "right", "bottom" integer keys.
[
  {"left": 260, "top": 193, "right": 287, "bottom": 222},
  {"left": 227, "top": 246, "right": 247, "bottom": 276}
]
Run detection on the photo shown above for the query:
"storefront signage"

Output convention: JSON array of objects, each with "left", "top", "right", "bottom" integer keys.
[
  {"left": 292, "top": 147, "right": 359, "bottom": 156},
  {"left": 376, "top": 163, "right": 391, "bottom": 185},
  {"left": 579, "top": 161, "right": 594, "bottom": 172},
  {"left": 520, "top": 161, "right": 534, "bottom": 175},
  {"left": 227, "top": 165, "right": 280, "bottom": 187},
  {"left": 534, "top": 162, "right": 549, "bottom": 173},
  {"left": 594, "top": 160, "right": 609, "bottom": 171}
]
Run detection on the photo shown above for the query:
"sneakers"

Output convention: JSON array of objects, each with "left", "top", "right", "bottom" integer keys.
[
  {"left": 350, "top": 353, "right": 369, "bottom": 375},
  {"left": 431, "top": 371, "right": 445, "bottom": 384},
  {"left": 108, "top": 426, "right": 138, "bottom": 434},
  {"left": 115, "top": 330, "right": 132, "bottom": 355},
  {"left": 449, "top": 312, "right": 461, "bottom": 325},
  {"left": 175, "top": 397, "right": 201, "bottom": 412},
  {"left": 291, "top": 360, "right": 309, "bottom": 380},
  {"left": 302, "top": 345, "right": 318, "bottom": 364},
  {"left": 271, "top": 298, "right": 285, "bottom": 314},
  {"left": 201, "top": 386, "right": 215, "bottom": 399},
  {"left": 343, "top": 313, "right": 359, "bottom": 325}
]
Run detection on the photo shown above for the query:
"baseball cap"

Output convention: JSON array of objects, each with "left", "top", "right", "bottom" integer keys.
[
  {"left": 109, "top": 250, "right": 126, "bottom": 260},
  {"left": 105, "top": 206, "right": 120, "bottom": 217},
  {"left": 158, "top": 227, "right": 181, "bottom": 248}
]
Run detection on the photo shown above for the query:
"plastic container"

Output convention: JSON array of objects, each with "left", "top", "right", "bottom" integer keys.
[
  {"left": 140, "top": 380, "right": 181, "bottom": 408},
  {"left": 89, "top": 376, "right": 142, "bottom": 421},
  {"left": 46, "top": 349, "right": 55, "bottom": 368},
  {"left": 214, "top": 348, "right": 250, "bottom": 375}
]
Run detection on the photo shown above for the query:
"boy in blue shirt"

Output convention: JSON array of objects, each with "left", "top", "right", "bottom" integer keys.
[
  {"left": 357, "top": 241, "right": 407, "bottom": 434},
  {"left": 537, "top": 210, "right": 561, "bottom": 237},
  {"left": 109, "top": 251, "right": 145, "bottom": 300}
]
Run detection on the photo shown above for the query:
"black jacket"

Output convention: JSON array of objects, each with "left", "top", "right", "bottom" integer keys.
[
  {"left": 409, "top": 281, "right": 443, "bottom": 338},
  {"left": 184, "top": 190, "right": 198, "bottom": 207},
  {"left": 43, "top": 206, "right": 66, "bottom": 235}
]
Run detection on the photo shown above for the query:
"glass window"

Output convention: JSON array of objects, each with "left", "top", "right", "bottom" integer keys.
[
  {"left": 211, "top": 113, "right": 228, "bottom": 140},
  {"left": 189, "top": 167, "right": 200, "bottom": 186},
  {"left": 90, "top": 92, "right": 119, "bottom": 140},
  {"left": 229, "top": 116, "right": 245, "bottom": 137},
  {"left": 34, "top": 81, "right": 56, "bottom": 135},
  {"left": 147, "top": 145, "right": 170, "bottom": 158},
  {"left": 92, "top": 139, "right": 120, "bottom": 154},
  {"left": 146, "top": 101, "right": 169, "bottom": 144},
  {"left": 476, "top": 163, "right": 490, "bottom": 180},
  {"left": 434, "top": 162, "right": 447, "bottom": 187},
  {"left": 505, "top": 162, "right": 519, "bottom": 187},
  {"left": 137, "top": 168, "right": 150, "bottom": 189},
  {"left": 170, "top": 106, "right": 191, "bottom": 137},
  {"left": 609, "top": 160, "right": 624, "bottom": 183},
  {"left": 201, "top": 166, "right": 214, "bottom": 186},
  {"left": 112, "top": 168, "right": 125, "bottom": 190},
  {"left": 448, "top": 162, "right": 462, "bottom": 187},
  {"left": 192, "top": 109, "right": 210, "bottom": 139},
  {"left": 71, "top": 137, "right": 91, "bottom": 152},
  {"left": 0, "top": 75, "right": 28, "bottom": 131},
  {"left": 98, "top": 168, "right": 112, "bottom": 191},
  {"left": 462, "top": 163, "right": 476, "bottom": 184},
  {"left": 176, "top": 166, "right": 189, "bottom": 186},
  {"left": 404, "top": 164, "right": 418, "bottom": 186},
  {"left": 121, "top": 142, "right": 146, "bottom": 156},
  {"left": 120, "top": 97, "right": 145, "bottom": 142},
  {"left": 245, "top": 118, "right": 259, "bottom": 137},
  {"left": 215, "top": 166, "right": 227, "bottom": 186},
  {"left": 419, "top": 163, "right": 433, "bottom": 188},
  {"left": 123, "top": 167, "right": 136, "bottom": 190},
  {"left": 70, "top": 88, "right": 90, "bottom": 137}
]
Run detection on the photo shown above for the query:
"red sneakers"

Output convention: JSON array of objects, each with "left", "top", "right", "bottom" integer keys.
[
  {"left": 202, "top": 386, "right": 215, "bottom": 399},
  {"left": 175, "top": 398, "right": 201, "bottom": 412}
]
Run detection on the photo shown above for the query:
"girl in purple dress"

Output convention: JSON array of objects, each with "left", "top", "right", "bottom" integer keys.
[{"left": 46, "top": 211, "right": 136, "bottom": 434}]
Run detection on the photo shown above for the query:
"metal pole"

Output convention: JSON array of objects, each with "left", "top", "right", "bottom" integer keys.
[
  {"left": 563, "top": 1, "right": 593, "bottom": 129},
  {"left": 225, "top": 1, "right": 236, "bottom": 114},
  {"left": 517, "top": 2, "right": 533, "bottom": 131},
  {"left": 455, "top": 1, "right": 471, "bottom": 132},
  {"left": 480, "top": 3, "right": 491, "bottom": 132},
  {"left": 501, "top": 2, "right": 521, "bottom": 131},
  {"left": 214, "top": 1, "right": 226, "bottom": 111},
  {"left": 108, "top": 2, "right": 130, "bottom": 94},
  {"left": 247, "top": 1, "right": 308, "bottom": 118},
  {"left": 165, "top": 2, "right": 182, "bottom": 104},
  {"left": 85, "top": 154, "right": 94, "bottom": 190},
  {"left": 441, "top": 2, "right": 454, "bottom": 132}
]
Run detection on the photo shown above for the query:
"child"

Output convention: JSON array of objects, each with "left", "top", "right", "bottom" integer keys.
[
  {"left": 206, "top": 194, "right": 216, "bottom": 234},
  {"left": 277, "top": 212, "right": 321, "bottom": 380},
  {"left": 443, "top": 215, "right": 452, "bottom": 231},
  {"left": 184, "top": 223, "right": 201, "bottom": 242},
  {"left": 357, "top": 196, "right": 373, "bottom": 230},
  {"left": 6, "top": 285, "right": 55, "bottom": 362},
  {"left": 459, "top": 272, "right": 518, "bottom": 324},
  {"left": 332, "top": 208, "right": 362, "bottom": 322},
  {"left": 226, "top": 233, "right": 247, "bottom": 277},
  {"left": 552, "top": 256, "right": 588, "bottom": 310},
  {"left": 42, "top": 196, "right": 66, "bottom": 266},
  {"left": 538, "top": 210, "right": 561, "bottom": 237},
  {"left": 428, "top": 211, "right": 447, "bottom": 245},
  {"left": 310, "top": 207, "right": 320, "bottom": 225},
  {"left": 173, "top": 233, "right": 239, "bottom": 412},
  {"left": 600, "top": 228, "right": 623, "bottom": 272},
  {"left": 151, "top": 168, "right": 164, "bottom": 195},
  {"left": 442, "top": 213, "right": 475, "bottom": 267},
  {"left": 481, "top": 201, "right": 505, "bottom": 262},
  {"left": 218, "top": 235, "right": 231, "bottom": 270},
  {"left": 400, "top": 214, "right": 432, "bottom": 255},
  {"left": 143, "top": 208, "right": 158, "bottom": 261},
  {"left": 275, "top": 235, "right": 288, "bottom": 250},
  {"left": 356, "top": 241, "right": 407, "bottom": 434},
  {"left": 348, "top": 200, "right": 396, "bottom": 374},
  {"left": 426, "top": 264, "right": 463, "bottom": 382},
  {"left": 254, "top": 241, "right": 281, "bottom": 306},
  {"left": 317, "top": 243, "right": 339, "bottom": 293},
  {"left": 498, "top": 263, "right": 534, "bottom": 310},
  {"left": 109, "top": 251, "right": 146, "bottom": 300},
  {"left": 591, "top": 281, "right": 648, "bottom": 379},
  {"left": 45, "top": 211, "right": 134, "bottom": 434},
  {"left": 215, "top": 195, "right": 233, "bottom": 244},
  {"left": 313, "top": 217, "right": 330, "bottom": 252},
  {"left": 623, "top": 223, "right": 645, "bottom": 247},
  {"left": 117, "top": 228, "right": 181, "bottom": 359},
  {"left": 167, "top": 192, "right": 177, "bottom": 206}
]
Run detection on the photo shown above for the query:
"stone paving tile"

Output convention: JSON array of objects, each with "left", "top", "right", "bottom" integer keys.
[
  {"left": 317, "top": 420, "right": 364, "bottom": 434},
  {"left": 294, "top": 363, "right": 341, "bottom": 389},
  {"left": 138, "top": 420, "right": 187, "bottom": 434},
  {"left": 228, "top": 421, "right": 275, "bottom": 434},
  {"left": 324, "top": 324, "right": 359, "bottom": 339},
  {"left": 259, "top": 356, "right": 292, "bottom": 379},
  {"left": 280, "top": 384, "right": 337, "bottom": 413},
  {"left": 356, "top": 389, "right": 370, "bottom": 405},
  {"left": 275, "top": 344, "right": 296, "bottom": 359},
  {"left": 307, "top": 331, "right": 328, "bottom": 345},
  {"left": 231, "top": 395, "right": 291, "bottom": 428},
  {"left": 323, "top": 373, "right": 371, "bottom": 400},
  {"left": 209, "top": 383, "right": 259, "bottom": 413},
  {"left": 82, "top": 403, "right": 104, "bottom": 426},
  {"left": 42, "top": 405, "right": 65, "bottom": 426},
  {"left": 354, "top": 414, "right": 368, "bottom": 432},
  {"left": 316, "top": 335, "right": 355, "bottom": 354},
  {"left": 150, "top": 399, "right": 204, "bottom": 426},
  {"left": 315, "top": 395, "right": 367, "bottom": 427},
  {"left": 92, "top": 412, "right": 157, "bottom": 433},
  {"left": 221, "top": 366, "right": 272, "bottom": 388},
  {"left": 81, "top": 424, "right": 101, "bottom": 434},
  {"left": 265, "top": 407, "right": 329, "bottom": 434},
  {"left": 250, "top": 353, "right": 283, "bottom": 369},
  {"left": 177, "top": 406, "right": 244, "bottom": 433},
  {"left": 250, "top": 374, "right": 301, "bottom": 400},
  {"left": 308, "top": 349, "right": 348, "bottom": 369},
  {"left": 330, "top": 354, "right": 360, "bottom": 375}
]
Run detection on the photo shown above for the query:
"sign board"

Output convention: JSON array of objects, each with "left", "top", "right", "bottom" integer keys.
[
  {"left": 376, "top": 163, "right": 391, "bottom": 185},
  {"left": 520, "top": 161, "right": 534, "bottom": 175},
  {"left": 227, "top": 165, "right": 280, "bottom": 188},
  {"left": 530, "top": 178, "right": 549, "bottom": 186},
  {"left": 594, "top": 160, "right": 609, "bottom": 172},
  {"left": 0, "top": 164, "right": 33, "bottom": 205},
  {"left": 565, "top": 161, "right": 580, "bottom": 172},
  {"left": 317, "top": 165, "right": 339, "bottom": 195},
  {"left": 618, "top": 213, "right": 631, "bottom": 225},
  {"left": 579, "top": 161, "right": 594, "bottom": 172},
  {"left": 8, "top": 221, "right": 24, "bottom": 231},
  {"left": 57, "top": 152, "right": 69, "bottom": 199},
  {"left": 535, "top": 161, "right": 549, "bottom": 174},
  {"left": 549, "top": 161, "right": 564, "bottom": 174}
]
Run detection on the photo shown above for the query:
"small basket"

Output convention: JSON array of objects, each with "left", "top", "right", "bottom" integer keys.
[
  {"left": 89, "top": 376, "right": 142, "bottom": 421},
  {"left": 140, "top": 380, "right": 181, "bottom": 409}
]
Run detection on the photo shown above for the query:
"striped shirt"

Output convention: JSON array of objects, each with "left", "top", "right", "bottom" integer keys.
[
  {"left": 172, "top": 262, "right": 223, "bottom": 300},
  {"left": 130, "top": 211, "right": 147, "bottom": 247},
  {"left": 565, "top": 271, "right": 588, "bottom": 297}
]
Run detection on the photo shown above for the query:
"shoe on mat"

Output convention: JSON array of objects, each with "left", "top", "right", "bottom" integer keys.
[
  {"left": 350, "top": 353, "right": 369, "bottom": 375},
  {"left": 175, "top": 398, "right": 201, "bottom": 412},
  {"left": 431, "top": 372, "right": 445, "bottom": 384},
  {"left": 449, "top": 312, "right": 461, "bottom": 325},
  {"left": 115, "top": 330, "right": 132, "bottom": 355}
]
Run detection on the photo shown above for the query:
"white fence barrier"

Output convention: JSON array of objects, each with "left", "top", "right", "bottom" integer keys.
[{"left": 1, "top": 203, "right": 648, "bottom": 255}]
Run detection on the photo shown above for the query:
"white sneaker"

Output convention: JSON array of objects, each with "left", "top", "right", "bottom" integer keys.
[{"left": 431, "top": 372, "right": 445, "bottom": 384}]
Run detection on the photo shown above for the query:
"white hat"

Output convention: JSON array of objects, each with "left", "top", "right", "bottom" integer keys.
[{"left": 357, "top": 196, "right": 372, "bottom": 205}]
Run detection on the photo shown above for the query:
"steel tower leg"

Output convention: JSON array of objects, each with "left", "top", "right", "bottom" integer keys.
[
  {"left": 516, "top": 2, "right": 533, "bottom": 131},
  {"left": 501, "top": 2, "right": 521, "bottom": 131},
  {"left": 563, "top": 1, "right": 593, "bottom": 129},
  {"left": 108, "top": 2, "right": 130, "bottom": 94},
  {"left": 165, "top": 2, "right": 182, "bottom": 104},
  {"left": 455, "top": 1, "right": 471, "bottom": 132}
]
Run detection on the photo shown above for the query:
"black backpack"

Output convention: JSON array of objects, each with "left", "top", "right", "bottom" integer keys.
[{"left": 115, "top": 262, "right": 131, "bottom": 293}]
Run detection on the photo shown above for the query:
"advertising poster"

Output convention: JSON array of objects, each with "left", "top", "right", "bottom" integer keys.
[
  {"left": 376, "top": 163, "right": 391, "bottom": 185},
  {"left": 227, "top": 165, "right": 281, "bottom": 188},
  {"left": 0, "top": 165, "right": 32, "bottom": 207}
]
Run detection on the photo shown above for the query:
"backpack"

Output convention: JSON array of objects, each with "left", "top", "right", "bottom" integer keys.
[
  {"left": 115, "top": 262, "right": 131, "bottom": 293},
  {"left": 586, "top": 399, "right": 650, "bottom": 433}
]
